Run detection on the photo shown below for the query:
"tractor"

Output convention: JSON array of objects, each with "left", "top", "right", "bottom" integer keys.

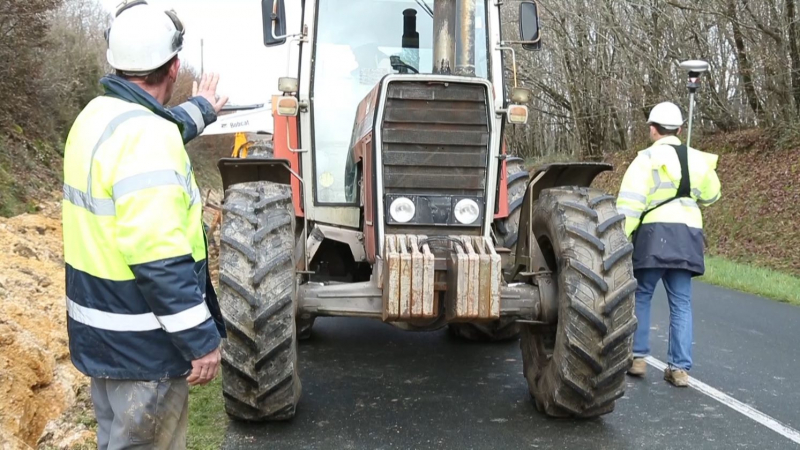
[{"left": 214, "top": 0, "right": 637, "bottom": 421}]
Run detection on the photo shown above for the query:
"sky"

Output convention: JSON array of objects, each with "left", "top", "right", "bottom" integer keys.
[{"left": 100, "top": 0, "right": 303, "bottom": 105}]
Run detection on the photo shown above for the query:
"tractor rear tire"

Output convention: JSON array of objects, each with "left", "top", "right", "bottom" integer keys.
[
  {"left": 495, "top": 156, "right": 529, "bottom": 263},
  {"left": 218, "top": 181, "right": 301, "bottom": 421},
  {"left": 296, "top": 317, "right": 315, "bottom": 341},
  {"left": 451, "top": 157, "right": 529, "bottom": 342},
  {"left": 520, "top": 186, "right": 637, "bottom": 418}
]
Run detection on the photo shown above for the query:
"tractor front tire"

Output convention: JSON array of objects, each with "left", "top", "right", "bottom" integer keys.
[
  {"left": 219, "top": 181, "right": 301, "bottom": 421},
  {"left": 521, "top": 187, "right": 637, "bottom": 418}
]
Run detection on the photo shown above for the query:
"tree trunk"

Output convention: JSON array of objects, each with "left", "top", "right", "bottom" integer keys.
[
  {"left": 786, "top": 0, "right": 800, "bottom": 112},
  {"left": 728, "top": 0, "right": 765, "bottom": 122}
]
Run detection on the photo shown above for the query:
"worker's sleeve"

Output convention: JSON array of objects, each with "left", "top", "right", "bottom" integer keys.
[
  {"left": 616, "top": 154, "right": 653, "bottom": 237},
  {"left": 169, "top": 96, "right": 217, "bottom": 144},
  {"left": 113, "top": 123, "right": 220, "bottom": 361},
  {"left": 697, "top": 155, "right": 722, "bottom": 207}
]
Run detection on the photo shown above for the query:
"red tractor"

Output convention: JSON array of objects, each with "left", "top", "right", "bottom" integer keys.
[{"left": 216, "top": 0, "right": 637, "bottom": 421}]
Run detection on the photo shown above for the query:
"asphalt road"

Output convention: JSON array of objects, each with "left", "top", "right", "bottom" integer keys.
[{"left": 223, "top": 283, "right": 800, "bottom": 450}]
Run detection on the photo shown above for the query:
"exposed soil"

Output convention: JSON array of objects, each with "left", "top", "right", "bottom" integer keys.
[
  {"left": 0, "top": 189, "right": 224, "bottom": 449},
  {"left": 0, "top": 199, "right": 95, "bottom": 449}
]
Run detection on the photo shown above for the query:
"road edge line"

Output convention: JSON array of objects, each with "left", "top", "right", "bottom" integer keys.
[{"left": 644, "top": 356, "right": 800, "bottom": 445}]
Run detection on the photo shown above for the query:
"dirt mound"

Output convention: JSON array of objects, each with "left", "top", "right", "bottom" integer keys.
[{"left": 0, "top": 202, "right": 93, "bottom": 449}]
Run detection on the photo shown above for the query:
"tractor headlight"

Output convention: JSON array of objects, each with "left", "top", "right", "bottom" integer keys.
[
  {"left": 389, "top": 197, "right": 416, "bottom": 223},
  {"left": 454, "top": 199, "right": 480, "bottom": 225}
]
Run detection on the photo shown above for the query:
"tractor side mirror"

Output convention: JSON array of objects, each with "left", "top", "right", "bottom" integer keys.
[
  {"left": 262, "top": 0, "right": 287, "bottom": 46},
  {"left": 519, "top": 1, "right": 542, "bottom": 51}
]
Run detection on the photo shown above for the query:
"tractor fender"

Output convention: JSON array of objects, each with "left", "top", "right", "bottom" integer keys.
[
  {"left": 513, "top": 162, "right": 613, "bottom": 274},
  {"left": 218, "top": 157, "right": 293, "bottom": 193}
]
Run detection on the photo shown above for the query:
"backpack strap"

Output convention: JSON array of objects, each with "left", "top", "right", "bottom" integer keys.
[
  {"left": 633, "top": 144, "right": 692, "bottom": 241},
  {"left": 673, "top": 144, "right": 691, "bottom": 198}
]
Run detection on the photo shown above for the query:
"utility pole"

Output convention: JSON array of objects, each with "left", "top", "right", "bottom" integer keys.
[{"left": 200, "top": 38, "right": 205, "bottom": 76}]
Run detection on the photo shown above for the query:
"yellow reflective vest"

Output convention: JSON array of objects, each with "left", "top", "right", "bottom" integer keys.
[
  {"left": 617, "top": 136, "right": 721, "bottom": 275},
  {"left": 63, "top": 95, "right": 224, "bottom": 380}
]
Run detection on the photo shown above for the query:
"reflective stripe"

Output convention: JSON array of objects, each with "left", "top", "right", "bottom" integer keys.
[
  {"left": 112, "top": 170, "right": 185, "bottom": 202},
  {"left": 618, "top": 207, "right": 642, "bottom": 219},
  {"left": 67, "top": 297, "right": 211, "bottom": 333},
  {"left": 184, "top": 162, "right": 201, "bottom": 207},
  {"left": 642, "top": 197, "right": 699, "bottom": 217},
  {"left": 188, "top": 187, "right": 201, "bottom": 207},
  {"left": 63, "top": 184, "right": 116, "bottom": 216},
  {"left": 649, "top": 170, "right": 661, "bottom": 194},
  {"left": 66, "top": 109, "right": 155, "bottom": 216},
  {"left": 67, "top": 297, "right": 160, "bottom": 332},
  {"left": 178, "top": 101, "right": 205, "bottom": 134},
  {"left": 650, "top": 198, "right": 671, "bottom": 208},
  {"left": 692, "top": 188, "right": 702, "bottom": 199},
  {"left": 157, "top": 302, "right": 212, "bottom": 333},
  {"left": 680, "top": 198, "right": 699, "bottom": 209},
  {"left": 649, "top": 169, "right": 678, "bottom": 195},
  {"left": 699, "top": 192, "right": 720, "bottom": 205},
  {"left": 86, "top": 110, "right": 155, "bottom": 196},
  {"left": 619, "top": 191, "right": 647, "bottom": 204}
]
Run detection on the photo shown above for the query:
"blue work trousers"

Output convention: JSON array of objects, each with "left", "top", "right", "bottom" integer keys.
[{"left": 632, "top": 268, "right": 694, "bottom": 371}]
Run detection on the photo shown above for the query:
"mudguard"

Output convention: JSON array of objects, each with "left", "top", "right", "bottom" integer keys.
[
  {"left": 513, "top": 162, "right": 613, "bottom": 274},
  {"left": 217, "top": 157, "right": 293, "bottom": 193}
]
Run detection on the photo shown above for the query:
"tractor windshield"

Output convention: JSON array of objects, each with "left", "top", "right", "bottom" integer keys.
[{"left": 311, "top": 0, "right": 489, "bottom": 204}]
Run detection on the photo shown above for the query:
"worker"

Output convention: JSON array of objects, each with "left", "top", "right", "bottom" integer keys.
[
  {"left": 617, "top": 101, "right": 721, "bottom": 387},
  {"left": 62, "top": 2, "right": 228, "bottom": 448}
]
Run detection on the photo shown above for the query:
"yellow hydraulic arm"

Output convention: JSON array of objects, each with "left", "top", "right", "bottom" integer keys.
[{"left": 231, "top": 132, "right": 253, "bottom": 158}]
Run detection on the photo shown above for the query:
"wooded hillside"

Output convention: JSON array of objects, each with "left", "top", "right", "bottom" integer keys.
[
  {"left": 0, "top": 0, "right": 227, "bottom": 216},
  {"left": 501, "top": 0, "right": 800, "bottom": 160}
]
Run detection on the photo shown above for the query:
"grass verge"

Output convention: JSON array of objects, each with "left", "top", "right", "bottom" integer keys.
[
  {"left": 188, "top": 377, "right": 227, "bottom": 450},
  {"left": 701, "top": 256, "right": 800, "bottom": 306}
]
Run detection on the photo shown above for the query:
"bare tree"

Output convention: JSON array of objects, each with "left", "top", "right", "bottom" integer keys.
[{"left": 500, "top": 0, "right": 800, "bottom": 160}]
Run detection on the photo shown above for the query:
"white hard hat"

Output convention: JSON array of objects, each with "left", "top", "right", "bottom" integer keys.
[
  {"left": 647, "top": 102, "right": 684, "bottom": 130},
  {"left": 106, "top": 1, "right": 185, "bottom": 74}
]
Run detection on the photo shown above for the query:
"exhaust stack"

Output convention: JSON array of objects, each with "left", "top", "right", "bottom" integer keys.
[
  {"left": 455, "top": 0, "right": 476, "bottom": 76},
  {"left": 433, "top": 0, "right": 456, "bottom": 74}
]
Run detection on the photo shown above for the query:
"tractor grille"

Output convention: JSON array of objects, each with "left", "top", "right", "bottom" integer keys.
[{"left": 380, "top": 81, "right": 490, "bottom": 198}]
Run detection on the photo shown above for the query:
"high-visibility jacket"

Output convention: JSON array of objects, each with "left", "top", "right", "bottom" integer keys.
[
  {"left": 617, "top": 136, "right": 721, "bottom": 275},
  {"left": 100, "top": 74, "right": 216, "bottom": 144},
  {"left": 63, "top": 94, "right": 225, "bottom": 380}
]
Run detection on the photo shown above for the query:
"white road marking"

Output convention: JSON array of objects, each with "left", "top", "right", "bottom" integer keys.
[{"left": 645, "top": 356, "right": 800, "bottom": 445}]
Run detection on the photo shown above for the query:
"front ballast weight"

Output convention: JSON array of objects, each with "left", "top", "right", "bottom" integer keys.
[{"left": 381, "top": 235, "right": 503, "bottom": 322}]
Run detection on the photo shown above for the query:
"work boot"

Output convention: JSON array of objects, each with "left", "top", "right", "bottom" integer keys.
[
  {"left": 627, "top": 358, "right": 647, "bottom": 377},
  {"left": 664, "top": 367, "right": 690, "bottom": 387}
]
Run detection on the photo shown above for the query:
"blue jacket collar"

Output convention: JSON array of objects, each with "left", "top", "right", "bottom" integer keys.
[{"left": 100, "top": 74, "right": 185, "bottom": 133}]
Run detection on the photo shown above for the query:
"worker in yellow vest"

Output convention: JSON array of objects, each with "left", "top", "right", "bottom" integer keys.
[
  {"left": 617, "top": 102, "right": 721, "bottom": 387},
  {"left": 62, "top": 2, "right": 228, "bottom": 448}
]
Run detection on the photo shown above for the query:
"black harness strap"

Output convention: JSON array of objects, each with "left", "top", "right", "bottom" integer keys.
[{"left": 632, "top": 144, "right": 691, "bottom": 244}]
